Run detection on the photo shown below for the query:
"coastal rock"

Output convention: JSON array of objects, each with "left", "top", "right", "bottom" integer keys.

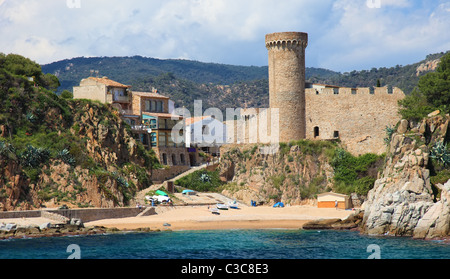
[
  {"left": 362, "top": 115, "right": 450, "bottom": 239},
  {"left": 414, "top": 180, "right": 450, "bottom": 239},
  {"left": 302, "top": 218, "right": 342, "bottom": 230},
  {"left": 303, "top": 211, "right": 363, "bottom": 230}
]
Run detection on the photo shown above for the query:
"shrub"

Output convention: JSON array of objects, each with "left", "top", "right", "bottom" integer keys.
[
  {"left": 331, "top": 148, "right": 383, "bottom": 196},
  {"left": 175, "top": 169, "right": 224, "bottom": 192},
  {"left": 430, "top": 141, "right": 450, "bottom": 167},
  {"left": 58, "top": 148, "right": 76, "bottom": 166},
  {"left": 384, "top": 125, "right": 396, "bottom": 145},
  {"left": 20, "top": 145, "right": 50, "bottom": 168}
]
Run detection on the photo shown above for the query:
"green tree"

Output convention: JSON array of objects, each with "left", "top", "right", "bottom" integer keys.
[
  {"left": 399, "top": 53, "right": 450, "bottom": 120},
  {"left": 398, "top": 88, "right": 434, "bottom": 121},
  {"left": 418, "top": 53, "right": 450, "bottom": 112},
  {"left": 60, "top": 90, "right": 74, "bottom": 99}
]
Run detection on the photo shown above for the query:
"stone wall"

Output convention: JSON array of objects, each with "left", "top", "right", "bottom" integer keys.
[
  {"left": 151, "top": 165, "right": 191, "bottom": 184},
  {"left": 73, "top": 83, "right": 107, "bottom": 103},
  {"left": 305, "top": 87, "right": 405, "bottom": 155},
  {"left": 153, "top": 147, "right": 190, "bottom": 167},
  {"left": 0, "top": 208, "right": 146, "bottom": 223}
]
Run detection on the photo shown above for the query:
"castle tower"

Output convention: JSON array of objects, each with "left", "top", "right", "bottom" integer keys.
[{"left": 265, "top": 32, "right": 308, "bottom": 142}]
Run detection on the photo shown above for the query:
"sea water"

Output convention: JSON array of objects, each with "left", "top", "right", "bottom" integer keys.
[{"left": 0, "top": 230, "right": 449, "bottom": 259}]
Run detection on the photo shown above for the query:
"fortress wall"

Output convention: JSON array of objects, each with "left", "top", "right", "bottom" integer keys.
[{"left": 305, "top": 87, "right": 405, "bottom": 155}]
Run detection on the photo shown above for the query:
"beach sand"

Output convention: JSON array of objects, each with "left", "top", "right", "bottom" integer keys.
[{"left": 85, "top": 206, "right": 354, "bottom": 231}]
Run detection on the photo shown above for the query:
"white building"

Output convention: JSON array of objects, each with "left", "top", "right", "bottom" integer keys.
[{"left": 185, "top": 116, "right": 227, "bottom": 156}]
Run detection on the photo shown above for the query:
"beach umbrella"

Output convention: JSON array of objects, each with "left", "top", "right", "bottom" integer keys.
[{"left": 156, "top": 190, "right": 168, "bottom": 196}]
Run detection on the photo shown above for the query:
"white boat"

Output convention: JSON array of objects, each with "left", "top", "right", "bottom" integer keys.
[
  {"left": 216, "top": 204, "right": 229, "bottom": 210},
  {"left": 209, "top": 208, "right": 220, "bottom": 215},
  {"left": 228, "top": 200, "right": 239, "bottom": 209}
]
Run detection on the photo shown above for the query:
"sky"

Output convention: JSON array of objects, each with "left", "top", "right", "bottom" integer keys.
[{"left": 0, "top": 0, "right": 449, "bottom": 73}]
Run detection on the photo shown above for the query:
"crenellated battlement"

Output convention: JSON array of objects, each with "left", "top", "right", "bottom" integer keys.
[
  {"left": 305, "top": 86, "right": 405, "bottom": 97},
  {"left": 265, "top": 32, "right": 308, "bottom": 50}
]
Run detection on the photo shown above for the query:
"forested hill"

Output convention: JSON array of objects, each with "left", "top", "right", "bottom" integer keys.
[
  {"left": 41, "top": 51, "right": 448, "bottom": 111},
  {"left": 41, "top": 55, "right": 339, "bottom": 90}
]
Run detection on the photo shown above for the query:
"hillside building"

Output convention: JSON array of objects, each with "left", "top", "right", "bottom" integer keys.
[{"left": 73, "top": 78, "right": 191, "bottom": 166}]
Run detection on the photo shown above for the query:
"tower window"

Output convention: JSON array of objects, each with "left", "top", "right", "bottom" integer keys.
[
  {"left": 314, "top": 127, "right": 320, "bottom": 138},
  {"left": 334, "top": 131, "right": 340, "bottom": 138}
]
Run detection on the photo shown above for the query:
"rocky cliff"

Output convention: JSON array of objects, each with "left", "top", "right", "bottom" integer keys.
[
  {"left": 0, "top": 57, "right": 158, "bottom": 212},
  {"left": 362, "top": 114, "right": 450, "bottom": 239},
  {"left": 218, "top": 142, "right": 337, "bottom": 206},
  {"left": 0, "top": 99, "right": 157, "bottom": 211}
]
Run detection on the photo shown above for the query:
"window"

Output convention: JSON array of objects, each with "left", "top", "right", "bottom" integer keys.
[
  {"left": 314, "top": 127, "right": 320, "bottom": 138},
  {"left": 151, "top": 101, "right": 156, "bottom": 112},
  {"left": 150, "top": 133, "right": 157, "bottom": 147},
  {"left": 157, "top": 101, "right": 163, "bottom": 112},
  {"left": 334, "top": 131, "right": 340, "bottom": 138},
  {"left": 162, "top": 154, "right": 168, "bottom": 165},
  {"left": 180, "top": 154, "right": 186, "bottom": 165},
  {"left": 145, "top": 100, "right": 151, "bottom": 112},
  {"left": 159, "top": 132, "right": 167, "bottom": 147},
  {"left": 140, "top": 134, "right": 148, "bottom": 146},
  {"left": 172, "top": 154, "right": 177, "bottom": 166},
  {"left": 202, "top": 125, "right": 210, "bottom": 135},
  {"left": 150, "top": 119, "right": 157, "bottom": 129},
  {"left": 168, "top": 133, "right": 175, "bottom": 147}
]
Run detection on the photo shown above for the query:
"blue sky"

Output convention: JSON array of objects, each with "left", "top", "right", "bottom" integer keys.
[{"left": 0, "top": 0, "right": 449, "bottom": 72}]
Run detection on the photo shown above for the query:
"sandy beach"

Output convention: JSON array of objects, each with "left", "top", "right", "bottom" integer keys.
[{"left": 85, "top": 205, "right": 354, "bottom": 231}]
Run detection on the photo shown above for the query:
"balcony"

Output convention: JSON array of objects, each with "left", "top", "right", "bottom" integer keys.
[
  {"left": 119, "top": 109, "right": 136, "bottom": 116},
  {"left": 113, "top": 95, "right": 130, "bottom": 103},
  {"left": 131, "top": 125, "right": 153, "bottom": 133}
]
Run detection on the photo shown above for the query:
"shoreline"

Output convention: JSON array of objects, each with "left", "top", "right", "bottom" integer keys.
[
  {"left": 1, "top": 205, "right": 355, "bottom": 239},
  {"left": 85, "top": 205, "right": 354, "bottom": 231}
]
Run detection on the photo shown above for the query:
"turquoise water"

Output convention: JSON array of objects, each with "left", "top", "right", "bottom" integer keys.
[{"left": 0, "top": 230, "right": 449, "bottom": 259}]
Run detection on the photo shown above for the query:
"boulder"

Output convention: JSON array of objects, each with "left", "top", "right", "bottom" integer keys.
[
  {"left": 427, "top": 110, "right": 441, "bottom": 118},
  {"left": 302, "top": 218, "right": 342, "bottom": 230},
  {"left": 70, "top": 218, "right": 83, "bottom": 227},
  {"left": 413, "top": 180, "right": 450, "bottom": 239},
  {"left": 39, "top": 222, "right": 52, "bottom": 230},
  {"left": 397, "top": 119, "right": 409, "bottom": 134}
]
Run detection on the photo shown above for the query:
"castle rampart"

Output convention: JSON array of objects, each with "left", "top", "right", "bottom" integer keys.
[
  {"left": 305, "top": 86, "right": 405, "bottom": 96},
  {"left": 233, "top": 31, "right": 406, "bottom": 156},
  {"left": 305, "top": 86, "right": 405, "bottom": 155}
]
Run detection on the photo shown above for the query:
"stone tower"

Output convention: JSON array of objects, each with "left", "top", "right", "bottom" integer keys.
[{"left": 265, "top": 32, "right": 308, "bottom": 142}]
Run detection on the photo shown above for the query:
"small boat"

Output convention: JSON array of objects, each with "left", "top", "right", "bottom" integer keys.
[
  {"left": 228, "top": 200, "right": 239, "bottom": 209},
  {"left": 209, "top": 208, "right": 220, "bottom": 215},
  {"left": 216, "top": 204, "right": 229, "bottom": 210}
]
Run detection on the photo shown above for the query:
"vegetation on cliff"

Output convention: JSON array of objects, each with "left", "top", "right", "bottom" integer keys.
[
  {"left": 399, "top": 52, "right": 450, "bottom": 121},
  {"left": 0, "top": 54, "right": 159, "bottom": 210}
]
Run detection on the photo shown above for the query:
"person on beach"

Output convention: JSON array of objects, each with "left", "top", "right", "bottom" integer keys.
[{"left": 335, "top": 200, "right": 338, "bottom": 210}]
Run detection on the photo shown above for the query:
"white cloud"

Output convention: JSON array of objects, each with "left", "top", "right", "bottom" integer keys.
[{"left": 311, "top": 0, "right": 450, "bottom": 71}]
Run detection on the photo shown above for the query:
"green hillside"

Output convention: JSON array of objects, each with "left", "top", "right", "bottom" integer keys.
[{"left": 41, "top": 51, "right": 448, "bottom": 112}]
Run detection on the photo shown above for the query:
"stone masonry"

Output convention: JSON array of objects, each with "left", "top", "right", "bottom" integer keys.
[
  {"left": 253, "top": 31, "right": 405, "bottom": 155},
  {"left": 266, "top": 32, "right": 308, "bottom": 143}
]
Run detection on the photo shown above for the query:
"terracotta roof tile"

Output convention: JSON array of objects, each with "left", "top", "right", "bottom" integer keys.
[
  {"left": 88, "top": 77, "right": 131, "bottom": 88},
  {"left": 132, "top": 91, "right": 170, "bottom": 99}
]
